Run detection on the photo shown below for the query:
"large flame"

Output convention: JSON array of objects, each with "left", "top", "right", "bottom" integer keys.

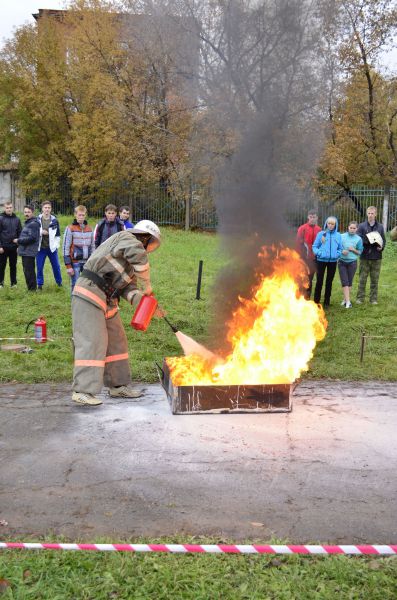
[{"left": 167, "top": 247, "right": 327, "bottom": 385}]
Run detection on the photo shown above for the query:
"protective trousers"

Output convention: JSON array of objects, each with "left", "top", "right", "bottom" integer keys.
[{"left": 72, "top": 296, "right": 131, "bottom": 394}]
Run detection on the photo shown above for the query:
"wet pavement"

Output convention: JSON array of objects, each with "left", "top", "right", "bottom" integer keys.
[{"left": 0, "top": 380, "right": 396, "bottom": 543}]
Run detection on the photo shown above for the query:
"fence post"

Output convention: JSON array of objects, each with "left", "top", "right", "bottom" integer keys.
[
  {"left": 382, "top": 183, "right": 390, "bottom": 231},
  {"left": 185, "top": 180, "right": 192, "bottom": 231},
  {"left": 196, "top": 260, "right": 203, "bottom": 300}
]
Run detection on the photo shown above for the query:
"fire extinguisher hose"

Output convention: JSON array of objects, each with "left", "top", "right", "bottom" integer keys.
[{"left": 25, "top": 319, "right": 36, "bottom": 334}]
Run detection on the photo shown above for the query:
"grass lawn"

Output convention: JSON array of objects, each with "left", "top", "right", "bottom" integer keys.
[
  {"left": 0, "top": 545, "right": 397, "bottom": 599},
  {"left": 0, "top": 219, "right": 396, "bottom": 383},
  {"left": 1, "top": 222, "right": 397, "bottom": 597}
]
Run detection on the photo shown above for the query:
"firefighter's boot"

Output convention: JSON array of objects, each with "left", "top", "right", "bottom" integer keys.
[
  {"left": 72, "top": 392, "right": 103, "bottom": 406},
  {"left": 109, "top": 385, "right": 144, "bottom": 399}
]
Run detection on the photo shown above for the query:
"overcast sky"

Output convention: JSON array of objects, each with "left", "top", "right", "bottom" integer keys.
[
  {"left": 0, "top": 1, "right": 67, "bottom": 48},
  {"left": 0, "top": 1, "right": 396, "bottom": 71}
]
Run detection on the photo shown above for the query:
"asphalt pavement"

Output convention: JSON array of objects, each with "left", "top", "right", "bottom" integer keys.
[{"left": 0, "top": 380, "right": 396, "bottom": 543}]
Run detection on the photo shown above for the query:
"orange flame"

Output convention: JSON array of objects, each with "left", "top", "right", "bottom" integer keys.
[{"left": 167, "top": 247, "right": 327, "bottom": 385}]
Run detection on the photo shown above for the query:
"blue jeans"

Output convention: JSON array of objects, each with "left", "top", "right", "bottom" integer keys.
[
  {"left": 36, "top": 248, "right": 62, "bottom": 286},
  {"left": 70, "top": 262, "right": 85, "bottom": 293}
]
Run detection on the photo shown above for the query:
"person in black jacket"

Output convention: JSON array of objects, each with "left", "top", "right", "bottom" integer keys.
[
  {"left": 17, "top": 205, "right": 41, "bottom": 291},
  {"left": 356, "top": 206, "right": 386, "bottom": 305},
  {"left": 0, "top": 201, "right": 22, "bottom": 288},
  {"left": 94, "top": 204, "right": 124, "bottom": 248}
]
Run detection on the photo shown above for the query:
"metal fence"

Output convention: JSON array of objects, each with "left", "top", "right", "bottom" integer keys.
[
  {"left": 27, "top": 182, "right": 397, "bottom": 231},
  {"left": 288, "top": 186, "right": 397, "bottom": 232}
]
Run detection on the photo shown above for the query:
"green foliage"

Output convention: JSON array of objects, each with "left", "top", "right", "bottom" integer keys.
[
  {"left": 0, "top": 226, "right": 396, "bottom": 384},
  {"left": 0, "top": 1, "right": 193, "bottom": 199}
]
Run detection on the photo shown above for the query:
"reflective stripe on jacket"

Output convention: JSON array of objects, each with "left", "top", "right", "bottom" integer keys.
[{"left": 72, "top": 230, "right": 148, "bottom": 311}]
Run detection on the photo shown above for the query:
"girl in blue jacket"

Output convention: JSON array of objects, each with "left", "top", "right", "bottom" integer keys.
[
  {"left": 312, "top": 216, "right": 342, "bottom": 307},
  {"left": 338, "top": 221, "right": 363, "bottom": 308}
]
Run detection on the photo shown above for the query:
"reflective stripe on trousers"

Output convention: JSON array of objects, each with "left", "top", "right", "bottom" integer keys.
[{"left": 72, "top": 296, "right": 131, "bottom": 394}]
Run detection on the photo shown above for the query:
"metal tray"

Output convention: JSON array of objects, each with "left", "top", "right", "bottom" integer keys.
[{"left": 157, "top": 359, "right": 293, "bottom": 414}]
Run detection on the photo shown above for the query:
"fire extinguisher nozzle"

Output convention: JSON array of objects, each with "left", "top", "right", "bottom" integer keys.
[{"left": 163, "top": 316, "right": 178, "bottom": 333}]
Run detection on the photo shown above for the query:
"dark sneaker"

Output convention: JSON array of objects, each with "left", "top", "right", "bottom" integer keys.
[{"left": 38, "top": 285, "right": 43, "bottom": 291}]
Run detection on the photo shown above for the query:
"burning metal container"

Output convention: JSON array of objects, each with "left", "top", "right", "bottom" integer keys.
[{"left": 158, "top": 359, "right": 292, "bottom": 414}]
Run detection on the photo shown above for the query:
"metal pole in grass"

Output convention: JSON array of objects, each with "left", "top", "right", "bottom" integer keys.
[
  {"left": 196, "top": 260, "right": 203, "bottom": 300},
  {"left": 360, "top": 331, "right": 366, "bottom": 363}
]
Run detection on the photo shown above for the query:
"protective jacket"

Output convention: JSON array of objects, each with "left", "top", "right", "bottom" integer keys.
[
  {"left": 0, "top": 212, "right": 22, "bottom": 249},
  {"left": 312, "top": 219, "right": 342, "bottom": 262},
  {"left": 73, "top": 230, "right": 150, "bottom": 316},
  {"left": 357, "top": 220, "right": 386, "bottom": 260},
  {"left": 63, "top": 220, "right": 95, "bottom": 266},
  {"left": 17, "top": 218, "right": 41, "bottom": 257},
  {"left": 72, "top": 230, "right": 151, "bottom": 395}
]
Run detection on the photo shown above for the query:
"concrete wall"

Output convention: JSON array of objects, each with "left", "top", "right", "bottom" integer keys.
[{"left": 0, "top": 170, "right": 25, "bottom": 212}]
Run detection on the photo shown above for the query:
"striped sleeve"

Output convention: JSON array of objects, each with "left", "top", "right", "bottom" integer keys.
[
  {"left": 120, "top": 286, "right": 143, "bottom": 307},
  {"left": 63, "top": 226, "right": 73, "bottom": 266},
  {"left": 90, "top": 229, "right": 95, "bottom": 257}
]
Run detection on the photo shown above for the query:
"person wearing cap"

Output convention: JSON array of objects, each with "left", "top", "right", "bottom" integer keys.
[
  {"left": 71, "top": 220, "right": 162, "bottom": 406},
  {"left": 356, "top": 206, "right": 386, "bottom": 305}
]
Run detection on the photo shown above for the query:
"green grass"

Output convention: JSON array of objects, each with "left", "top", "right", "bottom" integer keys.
[
  {"left": 0, "top": 542, "right": 396, "bottom": 599},
  {"left": 1, "top": 220, "right": 396, "bottom": 383},
  {"left": 1, "top": 223, "right": 397, "bottom": 595},
  {"left": 309, "top": 237, "right": 397, "bottom": 380}
]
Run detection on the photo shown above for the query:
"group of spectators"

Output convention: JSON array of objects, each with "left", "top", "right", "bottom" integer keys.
[
  {"left": 0, "top": 200, "right": 388, "bottom": 309},
  {"left": 296, "top": 207, "right": 386, "bottom": 308},
  {"left": 0, "top": 202, "right": 134, "bottom": 293}
]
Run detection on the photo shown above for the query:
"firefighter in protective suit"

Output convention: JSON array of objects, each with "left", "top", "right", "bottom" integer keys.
[{"left": 71, "top": 220, "right": 161, "bottom": 406}]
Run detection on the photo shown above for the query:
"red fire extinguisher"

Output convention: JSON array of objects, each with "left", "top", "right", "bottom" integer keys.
[
  {"left": 131, "top": 295, "right": 158, "bottom": 331},
  {"left": 25, "top": 316, "right": 47, "bottom": 343},
  {"left": 34, "top": 316, "right": 47, "bottom": 343}
]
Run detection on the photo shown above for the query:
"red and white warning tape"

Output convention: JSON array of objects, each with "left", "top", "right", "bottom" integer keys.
[{"left": 0, "top": 543, "right": 396, "bottom": 555}]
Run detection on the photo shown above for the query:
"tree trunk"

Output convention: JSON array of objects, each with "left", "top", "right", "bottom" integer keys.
[{"left": 383, "top": 182, "right": 390, "bottom": 231}]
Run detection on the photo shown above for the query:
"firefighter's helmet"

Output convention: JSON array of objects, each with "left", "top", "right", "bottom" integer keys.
[{"left": 131, "top": 220, "right": 161, "bottom": 253}]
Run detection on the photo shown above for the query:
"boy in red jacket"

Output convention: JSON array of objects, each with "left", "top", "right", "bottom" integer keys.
[{"left": 296, "top": 209, "right": 321, "bottom": 299}]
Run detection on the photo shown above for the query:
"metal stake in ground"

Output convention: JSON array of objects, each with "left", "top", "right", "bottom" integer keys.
[
  {"left": 360, "top": 331, "right": 366, "bottom": 363},
  {"left": 196, "top": 260, "right": 203, "bottom": 300}
]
